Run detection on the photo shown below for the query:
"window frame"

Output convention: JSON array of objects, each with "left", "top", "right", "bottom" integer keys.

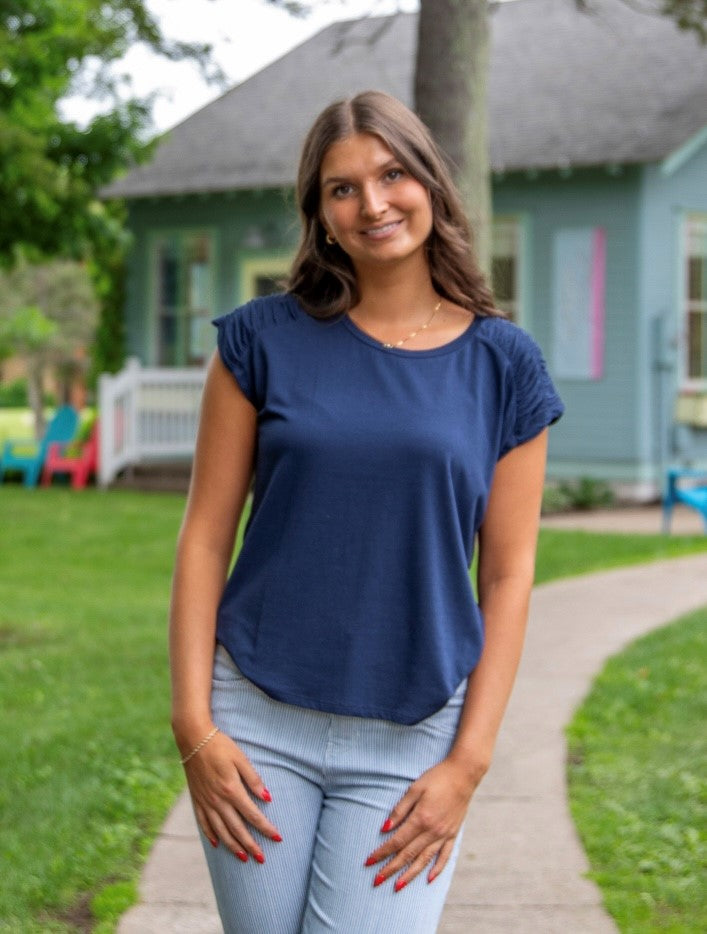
[
  {"left": 147, "top": 227, "right": 218, "bottom": 367},
  {"left": 679, "top": 212, "right": 707, "bottom": 392},
  {"left": 238, "top": 251, "right": 295, "bottom": 305},
  {"left": 491, "top": 214, "right": 528, "bottom": 327}
]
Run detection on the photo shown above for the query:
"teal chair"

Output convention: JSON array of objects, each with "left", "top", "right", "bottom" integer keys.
[
  {"left": 662, "top": 467, "right": 707, "bottom": 533},
  {"left": 1, "top": 406, "right": 79, "bottom": 487}
]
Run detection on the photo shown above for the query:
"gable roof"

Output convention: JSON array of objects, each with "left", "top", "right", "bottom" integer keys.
[{"left": 103, "top": 0, "right": 707, "bottom": 199}]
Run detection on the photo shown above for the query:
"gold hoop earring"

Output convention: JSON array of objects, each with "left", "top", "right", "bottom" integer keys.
[{"left": 325, "top": 233, "right": 336, "bottom": 245}]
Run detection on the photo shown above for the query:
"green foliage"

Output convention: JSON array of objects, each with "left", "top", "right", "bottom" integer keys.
[
  {"left": 0, "top": 256, "right": 99, "bottom": 433},
  {"left": 567, "top": 607, "right": 707, "bottom": 931},
  {"left": 0, "top": 304, "right": 58, "bottom": 361},
  {"left": 656, "top": 0, "right": 706, "bottom": 42},
  {"left": 0, "top": 378, "right": 56, "bottom": 408},
  {"left": 0, "top": 0, "right": 222, "bottom": 262},
  {"left": 556, "top": 476, "right": 615, "bottom": 511}
]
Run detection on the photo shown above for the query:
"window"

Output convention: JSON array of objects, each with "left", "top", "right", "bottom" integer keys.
[
  {"left": 153, "top": 232, "right": 214, "bottom": 366},
  {"left": 683, "top": 215, "right": 707, "bottom": 388},
  {"left": 492, "top": 218, "right": 524, "bottom": 322},
  {"left": 239, "top": 254, "right": 293, "bottom": 305}
]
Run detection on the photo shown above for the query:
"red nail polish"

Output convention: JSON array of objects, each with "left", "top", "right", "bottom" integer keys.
[
  {"left": 394, "top": 878, "right": 408, "bottom": 892},
  {"left": 271, "top": 833, "right": 283, "bottom": 842},
  {"left": 261, "top": 788, "right": 272, "bottom": 802},
  {"left": 209, "top": 838, "right": 219, "bottom": 848},
  {"left": 380, "top": 818, "right": 393, "bottom": 833},
  {"left": 236, "top": 850, "right": 248, "bottom": 862},
  {"left": 427, "top": 872, "right": 436, "bottom": 884},
  {"left": 255, "top": 853, "right": 266, "bottom": 864},
  {"left": 364, "top": 855, "right": 377, "bottom": 867},
  {"left": 373, "top": 873, "right": 385, "bottom": 887}
]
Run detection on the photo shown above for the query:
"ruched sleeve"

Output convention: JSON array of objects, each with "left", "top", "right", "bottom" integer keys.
[
  {"left": 212, "top": 301, "right": 259, "bottom": 406},
  {"left": 497, "top": 323, "right": 564, "bottom": 459},
  {"left": 212, "top": 295, "right": 299, "bottom": 408}
]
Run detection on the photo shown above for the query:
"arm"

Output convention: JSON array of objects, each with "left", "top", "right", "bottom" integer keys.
[
  {"left": 170, "top": 350, "right": 281, "bottom": 861},
  {"left": 364, "top": 429, "right": 548, "bottom": 890}
]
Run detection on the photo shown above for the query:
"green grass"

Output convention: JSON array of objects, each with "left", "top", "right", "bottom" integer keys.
[
  {"left": 534, "top": 529, "right": 707, "bottom": 583},
  {"left": 567, "top": 607, "right": 707, "bottom": 933},
  {"left": 0, "top": 487, "right": 705, "bottom": 931}
]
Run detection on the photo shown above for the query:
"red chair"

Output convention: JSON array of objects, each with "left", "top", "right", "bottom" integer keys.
[{"left": 41, "top": 420, "right": 99, "bottom": 489}]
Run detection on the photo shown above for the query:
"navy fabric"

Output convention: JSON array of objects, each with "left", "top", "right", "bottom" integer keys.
[{"left": 212, "top": 293, "right": 564, "bottom": 724}]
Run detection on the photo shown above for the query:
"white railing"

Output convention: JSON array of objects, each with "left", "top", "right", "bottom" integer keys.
[{"left": 98, "top": 358, "right": 206, "bottom": 487}]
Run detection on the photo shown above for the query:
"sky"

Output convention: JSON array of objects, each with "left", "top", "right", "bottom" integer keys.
[{"left": 60, "top": 0, "right": 419, "bottom": 134}]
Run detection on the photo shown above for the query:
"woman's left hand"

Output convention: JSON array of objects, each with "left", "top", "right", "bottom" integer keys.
[{"left": 363, "top": 755, "right": 486, "bottom": 891}]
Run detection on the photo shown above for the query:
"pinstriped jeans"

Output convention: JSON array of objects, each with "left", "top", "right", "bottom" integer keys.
[{"left": 201, "top": 644, "right": 468, "bottom": 934}]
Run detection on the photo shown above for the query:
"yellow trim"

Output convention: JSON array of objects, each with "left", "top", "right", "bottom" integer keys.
[{"left": 238, "top": 253, "right": 294, "bottom": 305}]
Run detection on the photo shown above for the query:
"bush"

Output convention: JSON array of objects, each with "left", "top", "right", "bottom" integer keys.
[
  {"left": 0, "top": 378, "right": 56, "bottom": 408},
  {"left": 557, "top": 477, "right": 615, "bottom": 511}
]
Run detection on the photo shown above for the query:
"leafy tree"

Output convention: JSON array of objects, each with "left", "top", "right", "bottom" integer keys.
[
  {"left": 0, "top": 0, "right": 222, "bottom": 262},
  {"left": 0, "top": 258, "right": 99, "bottom": 435},
  {"left": 0, "top": 0, "right": 223, "bottom": 381}
]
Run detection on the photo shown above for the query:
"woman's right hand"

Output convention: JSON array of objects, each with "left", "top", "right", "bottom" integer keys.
[{"left": 181, "top": 729, "right": 283, "bottom": 863}]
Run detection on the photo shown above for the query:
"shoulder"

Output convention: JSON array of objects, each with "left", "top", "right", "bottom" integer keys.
[
  {"left": 212, "top": 292, "right": 303, "bottom": 338},
  {"left": 474, "top": 315, "right": 543, "bottom": 361}
]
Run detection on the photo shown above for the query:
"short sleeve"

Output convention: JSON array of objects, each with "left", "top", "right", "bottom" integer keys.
[
  {"left": 212, "top": 301, "right": 260, "bottom": 406},
  {"left": 498, "top": 324, "right": 564, "bottom": 459}
]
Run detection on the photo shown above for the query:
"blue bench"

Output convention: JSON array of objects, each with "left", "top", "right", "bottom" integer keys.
[{"left": 663, "top": 467, "right": 707, "bottom": 533}]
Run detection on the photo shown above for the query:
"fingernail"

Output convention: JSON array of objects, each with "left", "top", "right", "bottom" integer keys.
[
  {"left": 427, "top": 872, "right": 436, "bottom": 884},
  {"left": 255, "top": 853, "right": 266, "bottom": 864},
  {"left": 373, "top": 873, "right": 385, "bottom": 887},
  {"left": 380, "top": 818, "right": 393, "bottom": 833},
  {"left": 394, "top": 878, "right": 408, "bottom": 892},
  {"left": 271, "top": 833, "right": 283, "bottom": 842},
  {"left": 364, "top": 855, "right": 377, "bottom": 867},
  {"left": 261, "top": 788, "right": 272, "bottom": 802},
  {"left": 209, "top": 838, "right": 218, "bottom": 848},
  {"left": 236, "top": 850, "right": 248, "bottom": 862}
]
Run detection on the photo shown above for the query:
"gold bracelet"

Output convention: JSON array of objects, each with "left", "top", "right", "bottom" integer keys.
[{"left": 180, "top": 726, "right": 220, "bottom": 765}]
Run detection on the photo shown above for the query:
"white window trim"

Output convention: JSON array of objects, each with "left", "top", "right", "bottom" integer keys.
[
  {"left": 148, "top": 227, "right": 218, "bottom": 367},
  {"left": 679, "top": 212, "right": 707, "bottom": 392}
]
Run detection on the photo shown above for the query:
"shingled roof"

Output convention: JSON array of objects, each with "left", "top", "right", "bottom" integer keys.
[{"left": 103, "top": 0, "right": 707, "bottom": 199}]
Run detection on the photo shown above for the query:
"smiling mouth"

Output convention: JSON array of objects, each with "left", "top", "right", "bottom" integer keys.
[{"left": 361, "top": 220, "right": 402, "bottom": 240}]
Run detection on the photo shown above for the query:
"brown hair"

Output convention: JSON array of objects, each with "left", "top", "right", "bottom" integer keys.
[{"left": 288, "top": 90, "right": 503, "bottom": 320}]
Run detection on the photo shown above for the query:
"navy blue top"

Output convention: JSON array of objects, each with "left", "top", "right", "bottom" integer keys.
[{"left": 212, "top": 293, "right": 564, "bottom": 724}]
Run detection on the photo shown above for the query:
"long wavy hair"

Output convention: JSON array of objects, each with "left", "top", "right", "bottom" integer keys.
[{"left": 288, "top": 90, "right": 503, "bottom": 320}]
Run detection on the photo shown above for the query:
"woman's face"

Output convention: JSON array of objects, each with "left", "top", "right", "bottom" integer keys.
[{"left": 318, "top": 132, "right": 433, "bottom": 273}]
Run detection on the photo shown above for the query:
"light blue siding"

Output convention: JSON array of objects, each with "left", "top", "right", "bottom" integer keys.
[
  {"left": 638, "top": 138, "right": 707, "bottom": 475},
  {"left": 494, "top": 167, "right": 642, "bottom": 480}
]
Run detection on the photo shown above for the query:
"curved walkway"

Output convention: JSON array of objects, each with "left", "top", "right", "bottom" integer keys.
[{"left": 119, "top": 551, "right": 707, "bottom": 933}]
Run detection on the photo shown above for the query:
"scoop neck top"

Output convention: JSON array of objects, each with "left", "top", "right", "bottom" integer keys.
[{"left": 341, "top": 310, "right": 481, "bottom": 357}]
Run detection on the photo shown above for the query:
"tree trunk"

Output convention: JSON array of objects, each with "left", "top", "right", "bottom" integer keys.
[
  {"left": 27, "top": 361, "right": 46, "bottom": 439},
  {"left": 414, "top": 0, "right": 492, "bottom": 278}
]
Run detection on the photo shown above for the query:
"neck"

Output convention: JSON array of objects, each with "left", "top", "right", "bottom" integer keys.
[{"left": 352, "top": 258, "right": 438, "bottom": 324}]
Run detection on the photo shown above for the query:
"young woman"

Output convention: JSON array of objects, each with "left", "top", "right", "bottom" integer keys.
[{"left": 169, "top": 90, "right": 564, "bottom": 933}]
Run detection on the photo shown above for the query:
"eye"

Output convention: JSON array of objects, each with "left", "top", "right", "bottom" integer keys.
[
  {"left": 331, "top": 183, "right": 354, "bottom": 199},
  {"left": 384, "top": 167, "right": 405, "bottom": 182}
]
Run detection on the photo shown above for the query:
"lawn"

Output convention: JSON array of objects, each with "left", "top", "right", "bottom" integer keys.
[
  {"left": 0, "top": 487, "right": 705, "bottom": 931},
  {"left": 567, "top": 606, "right": 706, "bottom": 933}
]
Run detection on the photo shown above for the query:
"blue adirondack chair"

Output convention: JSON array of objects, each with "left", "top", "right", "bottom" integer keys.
[
  {"left": 662, "top": 467, "right": 707, "bottom": 534},
  {"left": 1, "top": 406, "right": 79, "bottom": 487}
]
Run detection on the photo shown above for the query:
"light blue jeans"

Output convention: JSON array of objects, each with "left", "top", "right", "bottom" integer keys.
[{"left": 201, "top": 644, "right": 468, "bottom": 933}]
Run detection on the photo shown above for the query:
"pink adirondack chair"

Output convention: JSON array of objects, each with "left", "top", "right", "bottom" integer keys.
[{"left": 41, "top": 420, "right": 99, "bottom": 489}]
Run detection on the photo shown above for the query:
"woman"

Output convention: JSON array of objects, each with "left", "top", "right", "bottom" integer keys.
[{"left": 169, "top": 90, "right": 564, "bottom": 933}]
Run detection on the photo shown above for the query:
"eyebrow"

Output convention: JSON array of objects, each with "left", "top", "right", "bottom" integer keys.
[{"left": 321, "top": 157, "right": 401, "bottom": 188}]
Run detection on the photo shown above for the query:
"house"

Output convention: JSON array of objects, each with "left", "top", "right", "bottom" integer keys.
[{"left": 101, "top": 0, "right": 707, "bottom": 497}]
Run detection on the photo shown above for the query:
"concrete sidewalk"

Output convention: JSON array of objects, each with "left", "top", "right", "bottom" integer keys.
[{"left": 119, "top": 553, "right": 707, "bottom": 933}]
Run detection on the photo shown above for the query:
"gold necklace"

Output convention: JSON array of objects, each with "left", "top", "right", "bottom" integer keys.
[{"left": 380, "top": 300, "right": 442, "bottom": 349}]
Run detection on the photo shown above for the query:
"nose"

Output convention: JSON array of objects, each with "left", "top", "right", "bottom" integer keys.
[{"left": 360, "top": 182, "right": 387, "bottom": 219}]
